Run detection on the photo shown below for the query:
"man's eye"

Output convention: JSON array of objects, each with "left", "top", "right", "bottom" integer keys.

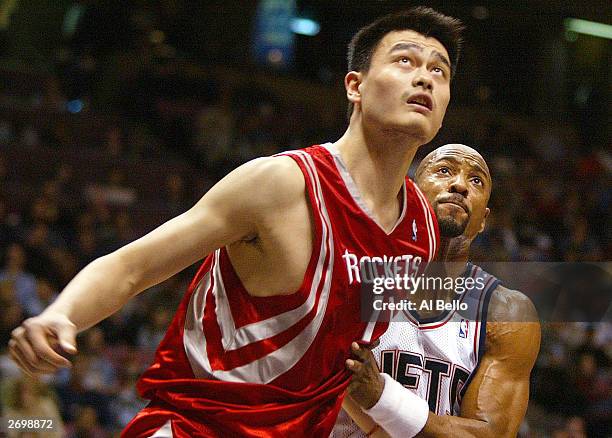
[
  {"left": 438, "top": 167, "right": 450, "bottom": 174},
  {"left": 472, "top": 177, "right": 482, "bottom": 186},
  {"left": 399, "top": 57, "right": 411, "bottom": 64}
]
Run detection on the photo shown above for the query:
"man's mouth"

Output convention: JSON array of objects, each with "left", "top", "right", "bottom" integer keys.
[
  {"left": 406, "top": 93, "right": 433, "bottom": 111},
  {"left": 438, "top": 200, "right": 468, "bottom": 213}
]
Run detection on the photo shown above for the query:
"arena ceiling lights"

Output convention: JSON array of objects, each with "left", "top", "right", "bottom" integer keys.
[
  {"left": 290, "top": 17, "right": 321, "bottom": 36},
  {"left": 564, "top": 18, "right": 612, "bottom": 40}
]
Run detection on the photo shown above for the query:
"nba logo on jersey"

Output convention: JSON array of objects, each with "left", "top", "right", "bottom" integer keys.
[
  {"left": 459, "top": 319, "right": 469, "bottom": 338},
  {"left": 412, "top": 219, "right": 418, "bottom": 241}
]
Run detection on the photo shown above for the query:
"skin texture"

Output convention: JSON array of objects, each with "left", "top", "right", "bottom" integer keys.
[
  {"left": 344, "top": 145, "right": 541, "bottom": 437},
  {"left": 9, "top": 29, "right": 450, "bottom": 377}
]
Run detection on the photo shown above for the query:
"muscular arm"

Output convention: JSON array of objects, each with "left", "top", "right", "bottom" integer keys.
[
  {"left": 418, "top": 287, "right": 540, "bottom": 437},
  {"left": 9, "top": 156, "right": 305, "bottom": 374},
  {"left": 344, "top": 286, "right": 540, "bottom": 438}
]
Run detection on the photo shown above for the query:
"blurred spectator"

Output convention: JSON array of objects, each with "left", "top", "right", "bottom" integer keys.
[
  {"left": 164, "top": 173, "right": 190, "bottom": 216},
  {"left": 55, "top": 355, "right": 113, "bottom": 428},
  {"left": 19, "top": 276, "right": 58, "bottom": 317},
  {"left": 136, "top": 305, "right": 172, "bottom": 351},
  {"left": 0, "top": 286, "right": 24, "bottom": 348},
  {"left": 108, "top": 357, "right": 148, "bottom": 429},
  {"left": 104, "top": 125, "right": 124, "bottom": 158},
  {"left": 84, "top": 168, "right": 137, "bottom": 208},
  {"left": 64, "top": 405, "right": 108, "bottom": 438},
  {"left": 564, "top": 416, "right": 588, "bottom": 438},
  {"left": 0, "top": 243, "right": 37, "bottom": 312},
  {"left": 0, "top": 119, "right": 14, "bottom": 143},
  {"left": 78, "top": 327, "right": 119, "bottom": 396}
]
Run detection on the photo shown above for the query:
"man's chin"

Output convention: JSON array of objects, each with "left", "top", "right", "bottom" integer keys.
[{"left": 438, "top": 218, "right": 466, "bottom": 238}]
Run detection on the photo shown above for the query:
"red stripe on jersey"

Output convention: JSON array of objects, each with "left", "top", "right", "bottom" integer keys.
[{"left": 202, "top": 240, "right": 333, "bottom": 371}]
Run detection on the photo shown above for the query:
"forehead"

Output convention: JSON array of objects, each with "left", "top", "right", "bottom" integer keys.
[{"left": 372, "top": 30, "right": 450, "bottom": 61}]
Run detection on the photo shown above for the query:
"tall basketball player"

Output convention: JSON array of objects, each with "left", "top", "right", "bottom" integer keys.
[
  {"left": 9, "top": 8, "right": 465, "bottom": 437},
  {"left": 333, "top": 144, "right": 540, "bottom": 437}
]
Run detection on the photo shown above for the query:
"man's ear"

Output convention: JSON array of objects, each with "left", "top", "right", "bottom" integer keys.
[
  {"left": 345, "top": 71, "right": 362, "bottom": 104},
  {"left": 478, "top": 208, "right": 490, "bottom": 233}
]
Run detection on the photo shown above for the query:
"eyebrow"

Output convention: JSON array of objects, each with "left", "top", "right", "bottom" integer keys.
[
  {"left": 433, "top": 156, "right": 490, "bottom": 180},
  {"left": 389, "top": 43, "right": 451, "bottom": 70}
]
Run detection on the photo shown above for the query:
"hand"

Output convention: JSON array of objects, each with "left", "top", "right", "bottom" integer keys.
[
  {"left": 346, "top": 341, "right": 385, "bottom": 410},
  {"left": 8, "top": 313, "right": 77, "bottom": 376}
]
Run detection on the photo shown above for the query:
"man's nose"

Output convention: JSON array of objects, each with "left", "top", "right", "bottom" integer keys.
[
  {"left": 449, "top": 175, "right": 468, "bottom": 196},
  {"left": 412, "top": 69, "right": 433, "bottom": 91}
]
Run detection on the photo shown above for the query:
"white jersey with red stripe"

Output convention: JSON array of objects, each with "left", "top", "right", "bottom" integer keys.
[
  {"left": 331, "top": 263, "right": 500, "bottom": 437},
  {"left": 124, "top": 143, "right": 439, "bottom": 437}
]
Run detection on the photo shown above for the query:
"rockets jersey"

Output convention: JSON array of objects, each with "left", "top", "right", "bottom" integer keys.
[
  {"left": 125, "top": 143, "right": 439, "bottom": 438},
  {"left": 331, "top": 263, "right": 500, "bottom": 438}
]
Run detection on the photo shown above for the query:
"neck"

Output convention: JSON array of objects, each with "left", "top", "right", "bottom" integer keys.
[
  {"left": 438, "top": 235, "right": 472, "bottom": 276},
  {"left": 411, "top": 235, "right": 472, "bottom": 319},
  {"left": 334, "top": 117, "right": 422, "bottom": 212}
]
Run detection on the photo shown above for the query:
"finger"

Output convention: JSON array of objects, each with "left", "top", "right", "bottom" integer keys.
[
  {"left": 351, "top": 342, "right": 366, "bottom": 358},
  {"left": 346, "top": 358, "right": 363, "bottom": 373},
  {"left": 9, "top": 335, "right": 38, "bottom": 365},
  {"left": 351, "top": 342, "right": 371, "bottom": 361},
  {"left": 56, "top": 321, "right": 78, "bottom": 354},
  {"left": 10, "top": 339, "right": 61, "bottom": 374},
  {"left": 13, "top": 333, "right": 68, "bottom": 371},
  {"left": 24, "top": 325, "right": 72, "bottom": 368},
  {"left": 8, "top": 344, "right": 35, "bottom": 377}
]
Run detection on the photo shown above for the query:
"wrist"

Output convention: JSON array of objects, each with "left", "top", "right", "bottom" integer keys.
[
  {"left": 364, "top": 372, "right": 386, "bottom": 409},
  {"left": 365, "top": 373, "right": 429, "bottom": 438}
]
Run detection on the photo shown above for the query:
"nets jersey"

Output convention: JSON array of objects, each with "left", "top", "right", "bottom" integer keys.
[
  {"left": 332, "top": 263, "right": 500, "bottom": 437},
  {"left": 123, "top": 143, "right": 439, "bottom": 438}
]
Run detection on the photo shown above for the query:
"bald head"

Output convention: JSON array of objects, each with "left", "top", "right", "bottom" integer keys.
[
  {"left": 415, "top": 144, "right": 492, "bottom": 239},
  {"left": 416, "top": 144, "right": 490, "bottom": 187}
]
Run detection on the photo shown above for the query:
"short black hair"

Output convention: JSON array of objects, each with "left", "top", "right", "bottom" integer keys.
[{"left": 346, "top": 6, "right": 465, "bottom": 118}]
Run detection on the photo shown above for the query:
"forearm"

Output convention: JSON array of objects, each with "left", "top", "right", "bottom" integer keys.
[{"left": 42, "top": 251, "right": 139, "bottom": 332}]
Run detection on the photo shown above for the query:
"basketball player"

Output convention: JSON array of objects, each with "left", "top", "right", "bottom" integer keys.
[
  {"left": 333, "top": 144, "right": 541, "bottom": 437},
  {"left": 9, "top": 8, "right": 465, "bottom": 437}
]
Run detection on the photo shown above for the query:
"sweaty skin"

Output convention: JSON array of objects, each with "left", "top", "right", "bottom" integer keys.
[
  {"left": 343, "top": 144, "right": 541, "bottom": 437},
  {"left": 344, "top": 288, "right": 540, "bottom": 438},
  {"left": 9, "top": 30, "right": 451, "bottom": 377}
]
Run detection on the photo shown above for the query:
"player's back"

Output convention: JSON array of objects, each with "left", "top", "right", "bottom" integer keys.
[{"left": 123, "top": 143, "right": 439, "bottom": 438}]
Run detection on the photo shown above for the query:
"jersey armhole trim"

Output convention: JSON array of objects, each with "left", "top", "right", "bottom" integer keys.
[{"left": 458, "top": 279, "right": 500, "bottom": 401}]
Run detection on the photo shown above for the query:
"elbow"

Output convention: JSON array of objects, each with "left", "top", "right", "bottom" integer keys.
[
  {"left": 115, "top": 250, "right": 141, "bottom": 297},
  {"left": 470, "top": 421, "right": 513, "bottom": 438}
]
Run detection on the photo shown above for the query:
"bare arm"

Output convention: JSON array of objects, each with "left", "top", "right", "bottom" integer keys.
[
  {"left": 9, "top": 156, "right": 305, "bottom": 375},
  {"left": 344, "top": 287, "right": 540, "bottom": 438},
  {"left": 418, "top": 287, "right": 540, "bottom": 437}
]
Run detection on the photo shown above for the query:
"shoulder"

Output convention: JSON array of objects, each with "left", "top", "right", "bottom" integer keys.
[
  {"left": 214, "top": 155, "right": 306, "bottom": 209},
  {"left": 485, "top": 285, "right": 541, "bottom": 371},
  {"left": 487, "top": 285, "right": 538, "bottom": 323}
]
